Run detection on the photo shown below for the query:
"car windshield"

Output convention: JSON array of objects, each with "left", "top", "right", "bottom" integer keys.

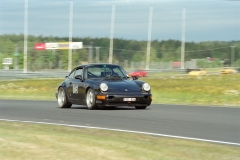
[{"left": 85, "top": 64, "right": 128, "bottom": 79}]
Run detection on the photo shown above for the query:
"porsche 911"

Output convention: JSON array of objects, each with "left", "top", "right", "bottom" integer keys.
[{"left": 56, "top": 64, "right": 152, "bottom": 110}]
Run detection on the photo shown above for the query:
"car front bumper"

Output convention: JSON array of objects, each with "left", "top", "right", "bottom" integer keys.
[{"left": 95, "top": 93, "right": 152, "bottom": 107}]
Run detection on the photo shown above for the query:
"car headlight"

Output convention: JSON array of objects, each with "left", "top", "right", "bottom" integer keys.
[
  {"left": 142, "top": 83, "right": 150, "bottom": 91},
  {"left": 100, "top": 83, "right": 108, "bottom": 92}
]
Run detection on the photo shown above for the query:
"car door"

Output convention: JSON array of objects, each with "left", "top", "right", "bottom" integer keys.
[
  {"left": 71, "top": 68, "right": 85, "bottom": 104},
  {"left": 66, "top": 69, "right": 76, "bottom": 100}
]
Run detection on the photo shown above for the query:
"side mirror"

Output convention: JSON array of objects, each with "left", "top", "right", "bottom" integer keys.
[
  {"left": 65, "top": 76, "right": 68, "bottom": 78},
  {"left": 75, "top": 75, "right": 83, "bottom": 81},
  {"left": 132, "top": 76, "right": 138, "bottom": 80}
]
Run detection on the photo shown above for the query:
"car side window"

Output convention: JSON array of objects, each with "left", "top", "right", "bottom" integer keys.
[
  {"left": 75, "top": 68, "right": 83, "bottom": 77},
  {"left": 68, "top": 70, "right": 75, "bottom": 79}
]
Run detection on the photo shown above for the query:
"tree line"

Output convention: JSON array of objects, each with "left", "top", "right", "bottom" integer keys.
[{"left": 0, "top": 34, "right": 239, "bottom": 70}]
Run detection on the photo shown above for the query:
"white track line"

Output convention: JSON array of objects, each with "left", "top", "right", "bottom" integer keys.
[{"left": 1, "top": 119, "right": 240, "bottom": 146}]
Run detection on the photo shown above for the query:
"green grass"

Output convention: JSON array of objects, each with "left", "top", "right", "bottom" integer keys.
[
  {"left": 0, "top": 78, "right": 62, "bottom": 100},
  {"left": 144, "top": 74, "right": 240, "bottom": 106},
  {"left": 0, "top": 74, "right": 240, "bottom": 106},
  {"left": 0, "top": 121, "right": 239, "bottom": 160},
  {"left": 1, "top": 75, "right": 240, "bottom": 159}
]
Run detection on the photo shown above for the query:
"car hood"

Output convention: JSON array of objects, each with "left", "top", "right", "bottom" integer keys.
[
  {"left": 89, "top": 78, "right": 142, "bottom": 92},
  {"left": 106, "top": 79, "right": 141, "bottom": 92}
]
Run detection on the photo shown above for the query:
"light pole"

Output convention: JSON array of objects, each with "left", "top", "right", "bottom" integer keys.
[
  {"left": 109, "top": 5, "right": 115, "bottom": 64},
  {"left": 88, "top": 42, "right": 94, "bottom": 64},
  {"left": 14, "top": 44, "right": 19, "bottom": 70},
  {"left": 68, "top": 0, "right": 73, "bottom": 72},
  {"left": 181, "top": 8, "right": 186, "bottom": 69},
  {"left": 230, "top": 46, "right": 235, "bottom": 67},
  {"left": 95, "top": 47, "right": 101, "bottom": 63},
  {"left": 145, "top": 6, "right": 153, "bottom": 70},
  {"left": 23, "top": 0, "right": 28, "bottom": 73}
]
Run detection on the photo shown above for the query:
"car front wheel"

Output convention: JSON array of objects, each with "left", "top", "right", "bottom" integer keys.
[
  {"left": 58, "top": 87, "right": 72, "bottom": 108},
  {"left": 86, "top": 88, "right": 98, "bottom": 110}
]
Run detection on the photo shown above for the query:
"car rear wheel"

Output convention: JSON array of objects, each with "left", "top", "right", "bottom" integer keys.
[
  {"left": 86, "top": 88, "right": 98, "bottom": 110},
  {"left": 58, "top": 87, "right": 72, "bottom": 108},
  {"left": 135, "top": 106, "right": 147, "bottom": 109}
]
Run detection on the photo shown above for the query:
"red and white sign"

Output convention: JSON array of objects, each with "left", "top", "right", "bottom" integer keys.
[
  {"left": 45, "top": 43, "right": 58, "bottom": 49},
  {"left": 35, "top": 43, "right": 46, "bottom": 50},
  {"left": 35, "top": 42, "right": 83, "bottom": 50}
]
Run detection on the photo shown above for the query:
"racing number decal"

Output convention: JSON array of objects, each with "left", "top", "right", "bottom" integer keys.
[{"left": 73, "top": 84, "right": 78, "bottom": 94}]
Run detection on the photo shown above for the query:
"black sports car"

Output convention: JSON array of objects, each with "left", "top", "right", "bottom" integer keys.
[{"left": 56, "top": 64, "right": 152, "bottom": 109}]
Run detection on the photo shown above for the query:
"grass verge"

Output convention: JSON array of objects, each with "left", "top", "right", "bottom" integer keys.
[
  {"left": 0, "top": 121, "right": 240, "bottom": 160},
  {"left": 0, "top": 78, "right": 62, "bottom": 100},
  {"left": 1, "top": 75, "right": 240, "bottom": 159},
  {"left": 0, "top": 74, "right": 240, "bottom": 106},
  {"left": 144, "top": 74, "right": 240, "bottom": 106}
]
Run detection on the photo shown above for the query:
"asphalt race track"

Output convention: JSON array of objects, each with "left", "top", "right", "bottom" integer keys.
[{"left": 0, "top": 100, "right": 240, "bottom": 146}]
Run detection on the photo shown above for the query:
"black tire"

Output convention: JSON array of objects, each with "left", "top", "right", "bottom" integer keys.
[
  {"left": 135, "top": 106, "right": 147, "bottom": 109},
  {"left": 86, "top": 88, "right": 98, "bottom": 110},
  {"left": 57, "top": 87, "right": 72, "bottom": 108}
]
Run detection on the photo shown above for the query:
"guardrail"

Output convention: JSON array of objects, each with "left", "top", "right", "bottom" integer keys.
[
  {"left": 0, "top": 70, "right": 69, "bottom": 80},
  {"left": 0, "top": 69, "right": 170, "bottom": 80},
  {"left": 2, "top": 68, "right": 229, "bottom": 80}
]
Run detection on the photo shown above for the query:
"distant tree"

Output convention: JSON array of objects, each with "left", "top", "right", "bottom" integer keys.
[{"left": 0, "top": 34, "right": 240, "bottom": 70}]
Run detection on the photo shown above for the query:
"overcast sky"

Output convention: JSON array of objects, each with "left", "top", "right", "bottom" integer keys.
[{"left": 0, "top": 0, "right": 239, "bottom": 42}]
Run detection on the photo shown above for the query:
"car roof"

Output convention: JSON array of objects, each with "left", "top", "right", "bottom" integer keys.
[{"left": 76, "top": 63, "right": 121, "bottom": 68}]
